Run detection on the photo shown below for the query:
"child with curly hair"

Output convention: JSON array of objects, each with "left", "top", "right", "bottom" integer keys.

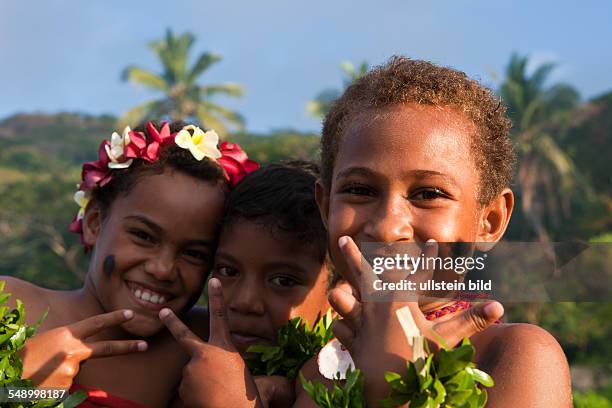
[{"left": 302, "top": 56, "right": 572, "bottom": 407}]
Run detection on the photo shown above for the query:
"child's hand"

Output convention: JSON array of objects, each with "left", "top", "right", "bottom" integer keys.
[
  {"left": 160, "top": 278, "right": 263, "bottom": 408},
  {"left": 21, "top": 309, "right": 147, "bottom": 389},
  {"left": 328, "top": 236, "right": 503, "bottom": 406}
]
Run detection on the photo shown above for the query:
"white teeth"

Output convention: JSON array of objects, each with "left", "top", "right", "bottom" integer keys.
[{"left": 130, "top": 284, "right": 169, "bottom": 305}]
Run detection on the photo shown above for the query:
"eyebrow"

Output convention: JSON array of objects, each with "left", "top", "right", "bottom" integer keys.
[
  {"left": 335, "top": 166, "right": 378, "bottom": 180},
  {"left": 265, "top": 261, "right": 310, "bottom": 276},
  {"left": 336, "top": 166, "right": 458, "bottom": 187},
  {"left": 215, "top": 251, "right": 239, "bottom": 264},
  {"left": 405, "top": 170, "right": 459, "bottom": 187},
  {"left": 215, "top": 252, "right": 313, "bottom": 277},
  {"left": 124, "top": 215, "right": 215, "bottom": 247}
]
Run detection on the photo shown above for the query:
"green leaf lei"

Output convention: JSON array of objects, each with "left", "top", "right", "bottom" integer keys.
[
  {"left": 300, "top": 367, "right": 366, "bottom": 408},
  {"left": 381, "top": 338, "right": 493, "bottom": 408},
  {"left": 301, "top": 338, "right": 493, "bottom": 408},
  {"left": 246, "top": 309, "right": 335, "bottom": 380},
  {"left": 0, "top": 281, "right": 87, "bottom": 408}
]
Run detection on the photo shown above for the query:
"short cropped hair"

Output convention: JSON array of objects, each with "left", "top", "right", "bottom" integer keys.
[
  {"left": 223, "top": 160, "right": 327, "bottom": 263},
  {"left": 321, "top": 56, "right": 515, "bottom": 205}
]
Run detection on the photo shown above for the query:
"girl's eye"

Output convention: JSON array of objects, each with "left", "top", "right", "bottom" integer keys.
[
  {"left": 270, "top": 276, "right": 300, "bottom": 288},
  {"left": 411, "top": 188, "right": 449, "bottom": 201},
  {"left": 340, "top": 183, "right": 376, "bottom": 196},
  {"left": 214, "top": 266, "right": 239, "bottom": 278},
  {"left": 130, "top": 229, "right": 154, "bottom": 243}
]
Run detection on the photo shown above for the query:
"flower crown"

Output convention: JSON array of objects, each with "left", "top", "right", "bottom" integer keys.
[{"left": 69, "top": 121, "right": 259, "bottom": 250}]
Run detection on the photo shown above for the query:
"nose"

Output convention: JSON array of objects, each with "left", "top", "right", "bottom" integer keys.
[
  {"left": 144, "top": 247, "right": 177, "bottom": 281},
  {"left": 226, "top": 275, "right": 265, "bottom": 316},
  {"left": 362, "top": 194, "right": 414, "bottom": 242}
]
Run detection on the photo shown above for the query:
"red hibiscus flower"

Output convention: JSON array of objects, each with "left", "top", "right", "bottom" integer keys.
[
  {"left": 81, "top": 140, "right": 112, "bottom": 190},
  {"left": 218, "top": 141, "right": 260, "bottom": 187},
  {"left": 125, "top": 122, "right": 175, "bottom": 162}
]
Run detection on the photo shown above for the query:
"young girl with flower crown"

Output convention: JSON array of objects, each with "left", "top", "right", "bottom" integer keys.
[{"left": 2, "top": 120, "right": 258, "bottom": 407}]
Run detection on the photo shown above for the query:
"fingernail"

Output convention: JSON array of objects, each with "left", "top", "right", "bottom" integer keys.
[
  {"left": 159, "top": 308, "right": 170, "bottom": 318},
  {"left": 209, "top": 278, "right": 221, "bottom": 289},
  {"left": 123, "top": 310, "right": 134, "bottom": 319},
  {"left": 426, "top": 239, "right": 437, "bottom": 246},
  {"left": 338, "top": 236, "right": 349, "bottom": 248},
  {"left": 484, "top": 302, "right": 503, "bottom": 319},
  {"left": 137, "top": 341, "right": 147, "bottom": 352}
]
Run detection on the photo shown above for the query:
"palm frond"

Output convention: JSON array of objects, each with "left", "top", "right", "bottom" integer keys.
[
  {"left": 188, "top": 52, "right": 222, "bottom": 84},
  {"left": 200, "top": 101, "right": 245, "bottom": 129},
  {"left": 201, "top": 83, "right": 244, "bottom": 98},
  {"left": 118, "top": 100, "right": 166, "bottom": 128},
  {"left": 196, "top": 105, "right": 229, "bottom": 138},
  {"left": 122, "top": 66, "right": 167, "bottom": 91},
  {"left": 527, "top": 62, "right": 556, "bottom": 96}
]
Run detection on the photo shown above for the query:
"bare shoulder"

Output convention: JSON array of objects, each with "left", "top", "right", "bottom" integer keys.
[
  {"left": 473, "top": 323, "right": 572, "bottom": 407},
  {"left": 182, "top": 305, "right": 210, "bottom": 341},
  {"left": 0, "top": 276, "right": 54, "bottom": 325}
]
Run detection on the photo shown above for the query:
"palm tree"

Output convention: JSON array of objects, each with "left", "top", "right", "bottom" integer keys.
[
  {"left": 121, "top": 30, "right": 244, "bottom": 136},
  {"left": 307, "top": 60, "right": 369, "bottom": 119},
  {"left": 499, "top": 53, "right": 587, "bottom": 241}
]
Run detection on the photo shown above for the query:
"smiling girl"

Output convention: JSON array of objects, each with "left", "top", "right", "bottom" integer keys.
[
  {"left": 2, "top": 121, "right": 257, "bottom": 407},
  {"left": 306, "top": 56, "right": 572, "bottom": 407}
]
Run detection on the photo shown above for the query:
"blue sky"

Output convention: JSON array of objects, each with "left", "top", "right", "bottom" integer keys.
[{"left": 1, "top": 0, "right": 611, "bottom": 133}]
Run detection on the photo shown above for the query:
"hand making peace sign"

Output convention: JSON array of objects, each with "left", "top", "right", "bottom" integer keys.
[
  {"left": 21, "top": 309, "right": 148, "bottom": 389},
  {"left": 160, "top": 278, "right": 264, "bottom": 408},
  {"left": 328, "top": 236, "right": 504, "bottom": 406}
]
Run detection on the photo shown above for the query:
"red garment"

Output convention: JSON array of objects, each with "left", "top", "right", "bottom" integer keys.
[{"left": 69, "top": 384, "right": 149, "bottom": 408}]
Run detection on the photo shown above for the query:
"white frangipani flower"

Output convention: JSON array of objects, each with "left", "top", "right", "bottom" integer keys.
[
  {"left": 105, "top": 126, "right": 133, "bottom": 169},
  {"left": 175, "top": 125, "right": 222, "bottom": 161},
  {"left": 74, "top": 190, "right": 90, "bottom": 221}
]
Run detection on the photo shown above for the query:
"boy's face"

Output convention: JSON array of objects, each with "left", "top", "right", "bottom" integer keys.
[
  {"left": 318, "top": 104, "right": 504, "bottom": 274},
  {"left": 213, "top": 221, "right": 330, "bottom": 356}
]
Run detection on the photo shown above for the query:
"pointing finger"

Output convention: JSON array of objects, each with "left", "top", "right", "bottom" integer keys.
[
  {"left": 86, "top": 339, "right": 148, "bottom": 359},
  {"left": 159, "top": 308, "right": 203, "bottom": 355},
  {"left": 70, "top": 309, "right": 135, "bottom": 339},
  {"left": 331, "top": 319, "right": 355, "bottom": 352},
  {"left": 207, "top": 278, "right": 234, "bottom": 349},
  {"left": 328, "top": 287, "right": 362, "bottom": 330},
  {"left": 338, "top": 236, "right": 376, "bottom": 299}
]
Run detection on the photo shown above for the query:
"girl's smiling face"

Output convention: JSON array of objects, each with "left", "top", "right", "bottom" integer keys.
[
  {"left": 84, "top": 170, "right": 225, "bottom": 337},
  {"left": 317, "top": 104, "right": 510, "bottom": 277}
]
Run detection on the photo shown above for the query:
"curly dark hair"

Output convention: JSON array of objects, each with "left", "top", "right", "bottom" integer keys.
[
  {"left": 223, "top": 160, "right": 328, "bottom": 264},
  {"left": 92, "top": 121, "right": 226, "bottom": 219},
  {"left": 321, "top": 56, "right": 515, "bottom": 205}
]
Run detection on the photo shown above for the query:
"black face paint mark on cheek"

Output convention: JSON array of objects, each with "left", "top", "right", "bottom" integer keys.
[{"left": 103, "top": 255, "right": 116, "bottom": 277}]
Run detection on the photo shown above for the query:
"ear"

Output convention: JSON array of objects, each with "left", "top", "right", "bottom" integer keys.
[
  {"left": 315, "top": 179, "right": 330, "bottom": 230},
  {"left": 476, "top": 188, "right": 514, "bottom": 250},
  {"left": 82, "top": 201, "right": 103, "bottom": 247}
]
